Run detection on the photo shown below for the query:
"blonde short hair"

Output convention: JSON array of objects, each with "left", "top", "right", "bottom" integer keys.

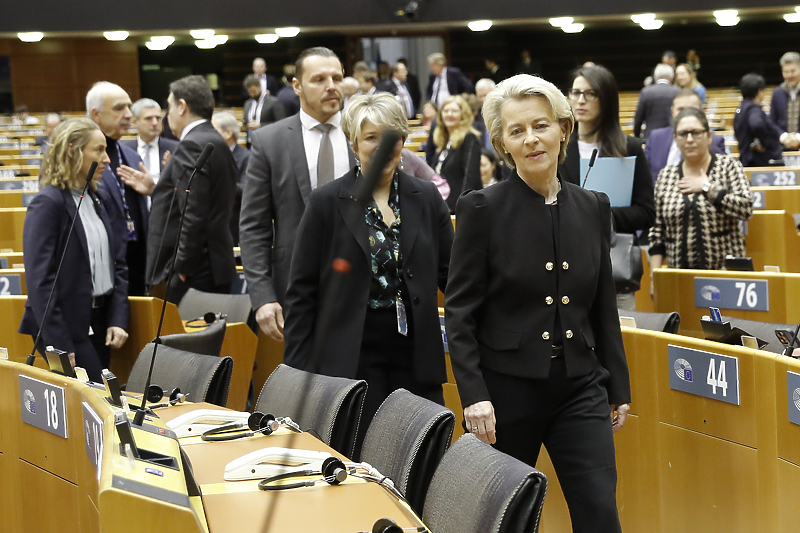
[
  {"left": 40, "top": 118, "right": 102, "bottom": 191},
  {"left": 482, "top": 74, "right": 575, "bottom": 168},
  {"left": 341, "top": 93, "right": 410, "bottom": 152}
]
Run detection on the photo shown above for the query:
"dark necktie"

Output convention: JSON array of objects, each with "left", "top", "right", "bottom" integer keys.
[{"left": 315, "top": 123, "right": 335, "bottom": 187}]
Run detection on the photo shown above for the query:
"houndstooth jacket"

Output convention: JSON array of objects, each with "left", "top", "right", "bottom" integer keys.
[{"left": 648, "top": 154, "right": 753, "bottom": 270}]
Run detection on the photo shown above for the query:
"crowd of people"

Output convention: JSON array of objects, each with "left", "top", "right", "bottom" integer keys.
[{"left": 17, "top": 44, "right": 798, "bottom": 533}]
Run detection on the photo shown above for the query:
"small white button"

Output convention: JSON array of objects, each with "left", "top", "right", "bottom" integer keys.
[{"left": 566, "top": 329, "right": 573, "bottom": 339}]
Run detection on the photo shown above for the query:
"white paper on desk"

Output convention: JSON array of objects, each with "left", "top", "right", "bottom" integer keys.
[{"left": 579, "top": 156, "right": 636, "bottom": 207}]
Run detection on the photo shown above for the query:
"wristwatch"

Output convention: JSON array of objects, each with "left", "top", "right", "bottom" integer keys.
[{"left": 701, "top": 180, "right": 711, "bottom": 195}]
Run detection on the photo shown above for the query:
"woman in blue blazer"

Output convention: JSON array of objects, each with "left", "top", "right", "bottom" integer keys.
[
  {"left": 283, "top": 94, "right": 454, "bottom": 454},
  {"left": 19, "top": 118, "right": 129, "bottom": 382}
]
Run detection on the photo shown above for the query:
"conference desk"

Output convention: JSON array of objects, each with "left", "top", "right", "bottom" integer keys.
[{"left": 0, "top": 360, "right": 427, "bottom": 533}]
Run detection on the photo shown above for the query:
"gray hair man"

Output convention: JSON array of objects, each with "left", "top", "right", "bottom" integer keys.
[
  {"left": 633, "top": 64, "right": 681, "bottom": 138},
  {"left": 768, "top": 52, "right": 800, "bottom": 149},
  {"left": 120, "top": 98, "right": 179, "bottom": 184}
]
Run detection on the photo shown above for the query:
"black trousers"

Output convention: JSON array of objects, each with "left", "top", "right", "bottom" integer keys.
[
  {"left": 354, "top": 307, "right": 444, "bottom": 460},
  {"left": 483, "top": 358, "right": 622, "bottom": 533}
]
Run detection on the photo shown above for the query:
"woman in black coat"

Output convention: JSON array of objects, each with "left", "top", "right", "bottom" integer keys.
[
  {"left": 432, "top": 95, "right": 482, "bottom": 212},
  {"left": 283, "top": 93, "right": 454, "bottom": 452},
  {"left": 19, "top": 118, "right": 129, "bottom": 382},
  {"left": 445, "top": 75, "right": 630, "bottom": 533},
  {"left": 558, "top": 65, "right": 655, "bottom": 310}
]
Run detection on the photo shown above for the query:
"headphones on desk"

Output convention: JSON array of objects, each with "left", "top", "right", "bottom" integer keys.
[
  {"left": 258, "top": 456, "right": 350, "bottom": 491},
  {"left": 200, "top": 411, "right": 302, "bottom": 441},
  {"left": 185, "top": 312, "right": 227, "bottom": 328},
  {"left": 146, "top": 385, "right": 189, "bottom": 409}
]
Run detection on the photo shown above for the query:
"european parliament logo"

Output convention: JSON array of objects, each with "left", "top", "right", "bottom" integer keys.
[
  {"left": 700, "top": 285, "right": 721, "bottom": 302},
  {"left": 793, "top": 388, "right": 800, "bottom": 412},
  {"left": 674, "top": 359, "right": 693, "bottom": 382},
  {"left": 23, "top": 389, "right": 36, "bottom": 414}
]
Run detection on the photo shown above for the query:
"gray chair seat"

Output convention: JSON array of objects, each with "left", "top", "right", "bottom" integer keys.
[
  {"left": 359, "top": 388, "right": 455, "bottom": 515},
  {"left": 158, "top": 318, "right": 227, "bottom": 356},
  {"left": 618, "top": 309, "right": 681, "bottom": 334},
  {"left": 127, "top": 344, "right": 233, "bottom": 406},
  {"left": 423, "top": 433, "right": 547, "bottom": 533},
  {"left": 255, "top": 364, "right": 367, "bottom": 458}
]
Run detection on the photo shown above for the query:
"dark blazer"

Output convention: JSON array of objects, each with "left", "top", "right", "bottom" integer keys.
[
  {"left": 283, "top": 168, "right": 454, "bottom": 383},
  {"left": 633, "top": 82, "right": 681, "bottom": 138},
  {"left": 243, "top": 94, "right": 287, "bottom": 128},
  {"left": 768, "top": 84, "right": 797, "bottom": 133},
  {"left": 644, "top": 126, "right": 727, "bottom": 183},
  {"left": 230, "top": 143, "right": 251, "bottom": 245},
  {"left": 276, "top": 85, "right": 301, "bottom": 117},
  {"left": 98, "top": 142, "right": 149, "bottom": 246},
  {"left": 426, "top": 67, "right": 474, "bottom": 102},
  {"left": 239, "top": 114, "right": 357, "bottom": 310},
  {"left": 146, "top": 121, "right": 237, "bottom": 286},
  {"left": 558, "top": 133, "right": 655, "bottom": 234},
  {"left": 405, "top": 72, "right": 422, "bottom": 111},
  {"left": 19, "top": 185, "right": 129, "bottom": 354},
  {"left": 444, "top": 176, "right": 631, "bottom": 408},
  {"left": 119, "top": 136, "right": 180, "bottom": 173},
  {"left": 435, "top": 132, "right": 482, "bottom": 212},
  {"left": 734, "top": 99, "right": 784, "bottom": 167}
]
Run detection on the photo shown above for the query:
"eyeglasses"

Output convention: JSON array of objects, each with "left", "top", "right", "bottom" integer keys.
[
  {"left": 675, "top": 129, "right": 708, "bottom": 140},
  {"left": 568, "top": 89, "right": 598, "bottom": 102}
]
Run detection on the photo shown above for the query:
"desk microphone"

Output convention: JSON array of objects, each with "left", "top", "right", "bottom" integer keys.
[
  {"left": 581, "top": 148, "right": 599, "bottom": 188},
  {"left": 26, "top": 161, "right": 98, "bottom": 367},
  {"left": 133, "top": 144, "right": 214, "bottom": 426},
  {"left": 783, "top": 318, "right": 800, "bottom": 358}
]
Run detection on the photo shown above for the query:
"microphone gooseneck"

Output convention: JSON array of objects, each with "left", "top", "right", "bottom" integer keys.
[
  {"left": 26, "top": 161, "right": 98, "bottom": 367},
  {"left": 581, "top": 148, "right": 599, "bottom": 189},
  {"left": 133, "top": 144, "right": 215, "bottom": 425},
  {"left": 783, "top": 319, "right": 800, "bottom": 358},
  {"left": 352, "top": 130, "right": 401, "bottom": 206}
]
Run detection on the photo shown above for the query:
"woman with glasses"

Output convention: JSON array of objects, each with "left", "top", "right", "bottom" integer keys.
[
  {"left": 648, "top": 108, "right": 752, "bottom": 294},
  {"left": 432, "top": 95, "right": 483, "bottom": 212},
  {"left": 558, "top": 65, "right": 655, "bottom": 310}
]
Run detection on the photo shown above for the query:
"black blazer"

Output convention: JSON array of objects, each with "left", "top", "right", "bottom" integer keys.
[
  {"left": 19, "top": 185, "right": 129, "bottom": 353},
  {"left": 283, "top": 168, "right": 454, "bottom": 384},
  {"left": 146, "top": 121, "right": 237, "bottom": 286},
  {"left": 230, "top": 143, "right": 251, "bottom": 245},
  {"left": 425, "top": 67, "right": 474, "bottom": 102},
  {"left": 558, "top": 133, "right": 655, "bottom": 235},
  {"left": 436, "top": 132, "right": 482, "bottom": 212},
  {"left": 119, "top": 136, "right": 180, "bottom": 173},
  {"left": 633, "top": 82, "right": 681, "bottom": 138},
  {"left": 734, "top": 99, "right": 784, "bottom": 167},
  {"left": 445, "top": 175, "right": 631, "bottom": 408},
  {"left": 244, "top": 94, "right": 287, "bottom": 128},
  {"left": 98, "top": 142, "right": 149, "bottom": 246}
]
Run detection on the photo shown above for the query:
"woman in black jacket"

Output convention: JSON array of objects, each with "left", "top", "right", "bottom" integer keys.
[
  {"left": 446, "top": 74, "right": 630, "bottom": 533},
  {"left": 558, "top": 65, "right": 655, "bottom": 310},
  {"left": 432, "top": 95, "right": 482, "bottom": 212},
  {"left": 283, "top": 93, "right": 454, "bottom": 452}
]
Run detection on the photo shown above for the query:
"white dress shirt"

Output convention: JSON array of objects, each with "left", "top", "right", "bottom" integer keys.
[
  {"left": 431, "top": 68, "right": 451, "bottom": 107},
  {"left": 137, "top": 136, "right": 161, "bottom": 178},
  {"left": 299, "top": 110, "right": 350, "bottom": 189},
  {"left": 180, "top": 119, "right": 207, "bottom": 141}
]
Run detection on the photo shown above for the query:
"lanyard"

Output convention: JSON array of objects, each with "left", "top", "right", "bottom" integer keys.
[{"left": 114, "top": 143, "right": 137, "bottom": 240}]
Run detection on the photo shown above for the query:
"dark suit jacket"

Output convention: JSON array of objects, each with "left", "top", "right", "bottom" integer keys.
[
  {"left": 426, "top": 67, "right": 474, "bottom": 102},
  {"left": 276, "top": 86, "right": 301, "bottom": 116},
  {"left": 19, "top": 185, "right": 129, "bottom": 354},
  {"left": 146, "top": 121, "right": 237, "bottom": 286},
  {"left": 98, "top": 143, "right": 149, "bottom": 246},
  {"left": 239, "top": 114, "right": 356, "bottom": 310},
  {"left": 633, "top": 82, "right": 681, "bottom": 138},
  {"left": 378, "top": 78, "right": 415, "bottom": 117},
  {"left": 768, "top": 84, "right": 797, "bottom": 133},
  {"left": 405, "top": 72, "right": 422, "bottom": 111},
  {"left": 230, "top": 143, "right": 251, "bottom": 245},
  {"left": 436, "top": 132, "right": 482, "bottom": 212},
  {"left": 283, "top": 168, "right": 454, "bottom": 382},
  {"left": 119, "top": 136, "right": 180, "bottom": 173},
  {"left": 644, "top": 126, "right": 727, "bottom": 183},
  {"left": 558, "top": 133, "right": 655, "bottom": 234},
  {"left": 734, "top": 99, "right": 784, "bottom": 167},
  {"left": 244, "top": 94, "right": 287, "bottom": 128},
  {"left": 444, "top": 176, "right": 631, "bottom": 408}
]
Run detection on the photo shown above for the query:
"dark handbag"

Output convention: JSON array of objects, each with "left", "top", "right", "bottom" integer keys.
[{"left": 610, "top": 230, "right": 644, "bottom": 293}]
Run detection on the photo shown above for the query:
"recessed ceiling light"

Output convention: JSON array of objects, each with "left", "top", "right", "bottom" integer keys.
[
  {"left": 549, "top": 17, "right": 573, "bottom": 28},
  {"left": 785, "top": 12, "right": 800, "bottom": 22},
  {"left": 562, "top": 23, "right": 584, "bottom": 33},
  {"left": 468, "top": 20, "right": 493, "bottom": 32},
  {"left": 18, "top": 32, "right": 43, "bottom": 42},
  {"left": 146, "top": 36, "right": 175, "bottom": 50},
  {"left": 103, "top": 31, "right": 129, "bottom": 41},
  {"left": 195, "top": 40, "right": 217, "bottom": 49},
  {"left": 190, "top": 29, "right": 215, "bottom": 39},
  {"left": 631, "top": 13, "right": 656, "bottom": 24},
  {"left": 716, "top": 16, "right": 739, "bottom": 26},
  {"left": 255, "top": 33, "right": 280, "bottom": 44},
  {"left": 640, "top": 19, "right": 664, "bottom": 30},
  {"left": 275, "top": 27, "right": 300, "bottom": 37},
  {"left": 213, "top": 35, "right": 228, "bottom": 44}
]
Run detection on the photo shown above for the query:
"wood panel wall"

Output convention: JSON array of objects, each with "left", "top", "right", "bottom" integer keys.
[{"left": 0, "top": 38, "right": 140, "bottom": 112}]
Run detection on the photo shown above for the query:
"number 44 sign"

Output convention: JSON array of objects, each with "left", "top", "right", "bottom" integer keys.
[{"left": 668, "top": 345, "right": 741, "bottom": 405}]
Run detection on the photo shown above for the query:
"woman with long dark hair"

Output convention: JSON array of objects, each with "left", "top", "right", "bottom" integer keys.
[{"left": 558, "top": 65, "right": 655, "bottom": 310}]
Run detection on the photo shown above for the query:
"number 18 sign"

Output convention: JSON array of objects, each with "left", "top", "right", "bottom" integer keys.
[{"left": 668, "top": 345, "right": 740, "bottom": 405}]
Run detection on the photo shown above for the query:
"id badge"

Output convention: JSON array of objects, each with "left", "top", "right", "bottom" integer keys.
[
  {"left": 126, "top": 219, "right": 137, "bottom": 241},
  {"left": 396, "top": 296, "right": 408, "bottom": 336}
]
